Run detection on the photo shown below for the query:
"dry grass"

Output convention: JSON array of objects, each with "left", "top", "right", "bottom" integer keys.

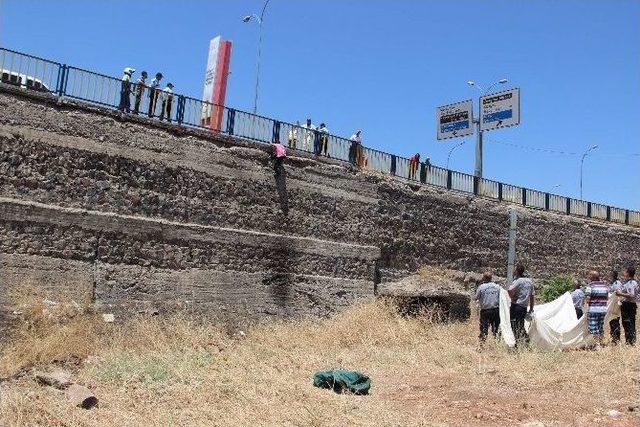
[{"left": 1, "top": 298, "right": 638, "bottom": 427}]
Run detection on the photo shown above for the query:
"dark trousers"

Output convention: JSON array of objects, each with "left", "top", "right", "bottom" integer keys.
[
  {"left": 621, "top": 301, "right": 637, "bottom": 345},
  {"left": 133, "top": 93, "right": 143, "bottom": 114},
  {"left": 575, "top": 307, "right": 583, "bottom": 319},
  {"left": 118, "top": 90, "right": 130, "bottom": 112},
  {"left": 510, "top": 304, "right": 529, "bottom": 345},
  {"left": 479, "top": 308, "right": 500, "bottom": 341},
  {"left": 274, "top": 156, "right": 284, "bottom": 176},
  {"left": 160, "top": 99, "right": 173, "bottom": 122},
  {"left": 148, "top": 91, "right": 158, "bottom": 117},
  {"left": 610, "top": 317, "right": 621, "bottom": 344}
]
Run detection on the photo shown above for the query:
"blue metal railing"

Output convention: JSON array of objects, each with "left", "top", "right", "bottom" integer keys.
[{"left": 0, "top": 46, "right": 638, "bottom": 227}]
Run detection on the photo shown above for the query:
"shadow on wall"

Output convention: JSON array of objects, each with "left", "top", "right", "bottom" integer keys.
[
  {"left": 261, "top": 230, "right": 294, "bottom": 311},
  {"left": 275, "top": 165, "right": 289, "bottom": 216}
]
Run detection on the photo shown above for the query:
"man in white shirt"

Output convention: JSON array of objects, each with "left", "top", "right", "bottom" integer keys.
[
  {"left": 302, "top": 118, "right": 315, "bottom": 152},
  {"left": 159, "top": 83, "right": 174, "bottom": 122},
  {"left": 508, "top": 264, "right": 535, "bottom": 346},
  {"left": 147, "top": 72, "right": 163, "bottom": 117},
  {"left": 475, "top": 272, "right": 501, "bottom": 343},
  {"left": 570, "top": 280, "right": 585, "bottom": 319},
  {"left": 615, "top": 266, "right": 638, "bottom": 345},
  {"left": 608, "top": 270, "right": 623, "bottom": 344}
]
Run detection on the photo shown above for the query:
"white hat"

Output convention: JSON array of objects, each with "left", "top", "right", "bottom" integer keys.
[{"left": 123, "top": 67, "right": 135, "bottom": 75}]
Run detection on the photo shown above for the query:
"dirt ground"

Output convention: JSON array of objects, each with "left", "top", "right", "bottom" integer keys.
[{"left": 1, "top": 299, "right": 638, "bottom": 426}]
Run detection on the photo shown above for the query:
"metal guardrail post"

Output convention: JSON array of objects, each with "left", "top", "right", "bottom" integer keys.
[
  {"left": 587, "top": 202, "right": 592, "bottom": 218},
  {"left": 498, "top": 183, "right": 503, "bottom": 201},
  {"left": 390, "top": 155, "right": 397, "bottom": 175},
  {"left": 522, "top": 189, "right": 527, "bottom": 206},
  {"left": 545, "top": 193, "right": 550, "bottom": 210},
  {"left": 473, "top": 176, "right": 479, "bottom": 195},
  {"left": 566, "top": 198, "right": 571, "bottom": 215},
  {"left": 176, "top": 96, "right": 185, "bottom": 125},
  {"left": 272, "top": 121, "right": 281, "bottom": 142},
  {"left": 419, "top": 163, "right": 426, "bottom": 183},
  {"left": 446, "top": 170, "right": 452, "bottom": 189},
  {"left": 606, "top": 206, "right": 611, "bottom": 221},
  {"left": 56, "top": 64, "right": 68, "bottom": 96},
  {"left": 625, "top": 210, "right": 630, "bottom": 225},
  {"left": 226, "top": 108, "right": 235, "bottom": 135}
]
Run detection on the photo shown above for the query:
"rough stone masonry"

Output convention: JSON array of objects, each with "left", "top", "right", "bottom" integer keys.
[{"left": 0, "top": 88, "right": 638, "bottom": 324}]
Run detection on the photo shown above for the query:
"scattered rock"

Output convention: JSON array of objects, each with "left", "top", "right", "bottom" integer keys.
[
  {"left": 66, "top": 384, "right": 98, "bottom": 409},
  {"left": 35, "top": 371, "right": 72, "bottom": 390},
  {"left": 628, "top": 404, "right": 638, "bottom": 412},
  {"left": 608, "top": 409, "right": 621, "bottom": 417},
  {"left": 102, "top": 313, "right": 115, "bottom": 323},
  {"left": 520, "top": 422, "right": 545, "bottom": 427}
]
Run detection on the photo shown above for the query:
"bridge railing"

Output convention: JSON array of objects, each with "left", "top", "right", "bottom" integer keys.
[{"left": 0, "top": 46, "right": 638, "bottom": 227}]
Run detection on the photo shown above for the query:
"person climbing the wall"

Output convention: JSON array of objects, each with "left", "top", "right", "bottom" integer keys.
[
  {"left": 132, "top": 71, "right": 148, "bottom": 114},
  {"left": 475, "top": 272, "right": 501, "bottom": 345},
  {"left": 271, "top": 137, "right": 287, "bottom": 177},
  {"left": 508, "top": 263, "right": 535, "bottom": 347},
  {"left": 118, "top": 67, "right": 135, "bottom": 113}
]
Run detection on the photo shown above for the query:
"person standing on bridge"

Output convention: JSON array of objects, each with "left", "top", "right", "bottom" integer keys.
[
  {"left": 508, "top": 264, "right": 535, "bottom": 347},
  {"left": 585, "top": 270, "right": 609, "bottom": 348},
  {"left": 317, "top": 123, "right": 329, "bottom": 156},
  {"left": 288, "top": 121, "right": 300, "bottom": 150},
  {"left": 408, "top": 153, "right": 420, "bottom": 180},
  {"left": 159, "top": 83, "right": 174, "bottom": 122},
  {"left": 608, "top": 270, "right": 623, "bottom": 344},
  {"left": 615, "top": 266, "right": 638, "bottom": 345},
  {"left": 132, "top": 71, "right": 148, "bottom": 114},
  {"left": 147, "top": 72, "right": 163, "bottom": 117},
  {"left": 302, "top": 118, "right": 315, "bottom": 152},
  {"left": 349, "top": 130, "right": 362, "bottom": 166},
  {"left": 118, "top": 67, "right": 135, "bottom": 113},
  {"left": 475, "top": 272, "right": 501, "bottom": 344}
]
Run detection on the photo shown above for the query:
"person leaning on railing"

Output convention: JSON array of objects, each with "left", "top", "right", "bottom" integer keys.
[
  {"left": 288, "top": 121, "right": 299, "bottom": 150},
  {"left": 408, "top": 153, "right": 420, "bottom": 180},
  {"left": 159, "top": 83, "right": 174, "bottom": 122},
  {"left": 349, "top": 130, "right": 362, "bottom": 166},
  {"left": 302, "top": 118, "right": 315, "bottom": 152},
  {"left": 147, "top": 72, "right": 163, "bottom": 117},
  {"left": 118, "top": 67, "right": 135, "bottom": 113},
  {"left": 317, "top": 123, "right": 329, "bottom": 156},
  {"left": 132, "top": 71, "right": 148, "bottom": 114}
]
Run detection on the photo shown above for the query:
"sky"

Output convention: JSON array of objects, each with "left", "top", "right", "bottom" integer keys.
[{"left": 1, "top": 0, "right": 638, "bottom": 210}]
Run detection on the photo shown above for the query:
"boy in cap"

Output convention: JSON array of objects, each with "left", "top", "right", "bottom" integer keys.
[{"left": 133, "top": 71, "right": 148, "bottom": 114}]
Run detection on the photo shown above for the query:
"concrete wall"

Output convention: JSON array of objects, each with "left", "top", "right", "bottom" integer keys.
[{"left": 0, "top": 88, "right": 638, "bottom": 322}]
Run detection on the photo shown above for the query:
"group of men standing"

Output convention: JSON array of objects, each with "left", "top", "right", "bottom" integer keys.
[
  {"left": 475, "top": 264, "right": 638, "bottom": 349},
  {"left": 118, "top": 68, "right": 174, "bottom": 121}
]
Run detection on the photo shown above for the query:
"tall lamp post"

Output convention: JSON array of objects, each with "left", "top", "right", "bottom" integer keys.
[
  {"left": 579, "top": 144, "right": 598, "bottom": 199},
  {"left": 243, "top": 0, "right": 271, "bottom": 115},
  {"left": 467, "top": 78, "right": 508, "bottom": 178}
]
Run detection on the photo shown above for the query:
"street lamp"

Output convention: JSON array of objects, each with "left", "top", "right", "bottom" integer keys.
[
  {"left": 467, "top": 78, "right": 508, "bottom": 178},
  {"left": 446, "top": 139, "right": 468, "bottom": 169},
  {"left": 579, "top": 144, "right": 598, "bottom": 199},
  {"left": 242, "top": 0, "right": 271, "bottom": 115}
]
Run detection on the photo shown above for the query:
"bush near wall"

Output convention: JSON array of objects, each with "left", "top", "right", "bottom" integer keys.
[{"left": 539, "top": 275, "right": 575, "bottom": 303}]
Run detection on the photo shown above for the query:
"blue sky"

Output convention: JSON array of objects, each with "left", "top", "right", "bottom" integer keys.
[{"left": 1, "top": 0, "right": 638, "bottom": 209}]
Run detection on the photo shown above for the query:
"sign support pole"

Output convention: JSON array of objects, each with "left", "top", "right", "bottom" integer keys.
[
  {"left": 506, "top": 208, "right": 517, "bottom": 286},
  {"left": 474, "top": 117, "right": 483, "bottom": 178}
]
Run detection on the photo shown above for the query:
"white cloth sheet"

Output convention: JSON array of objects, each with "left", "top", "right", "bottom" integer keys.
[{"left": 499, "top": 289, "right": 621, "bottom": 350}]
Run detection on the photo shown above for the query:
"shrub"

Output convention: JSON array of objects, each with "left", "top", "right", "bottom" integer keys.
[{"left": 539, "top": 275, "right": 574, "bottom": 302}]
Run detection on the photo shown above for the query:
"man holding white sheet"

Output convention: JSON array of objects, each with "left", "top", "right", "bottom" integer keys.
[{"left": 508, "top": 264, "right": 535, "bottom": 347}]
